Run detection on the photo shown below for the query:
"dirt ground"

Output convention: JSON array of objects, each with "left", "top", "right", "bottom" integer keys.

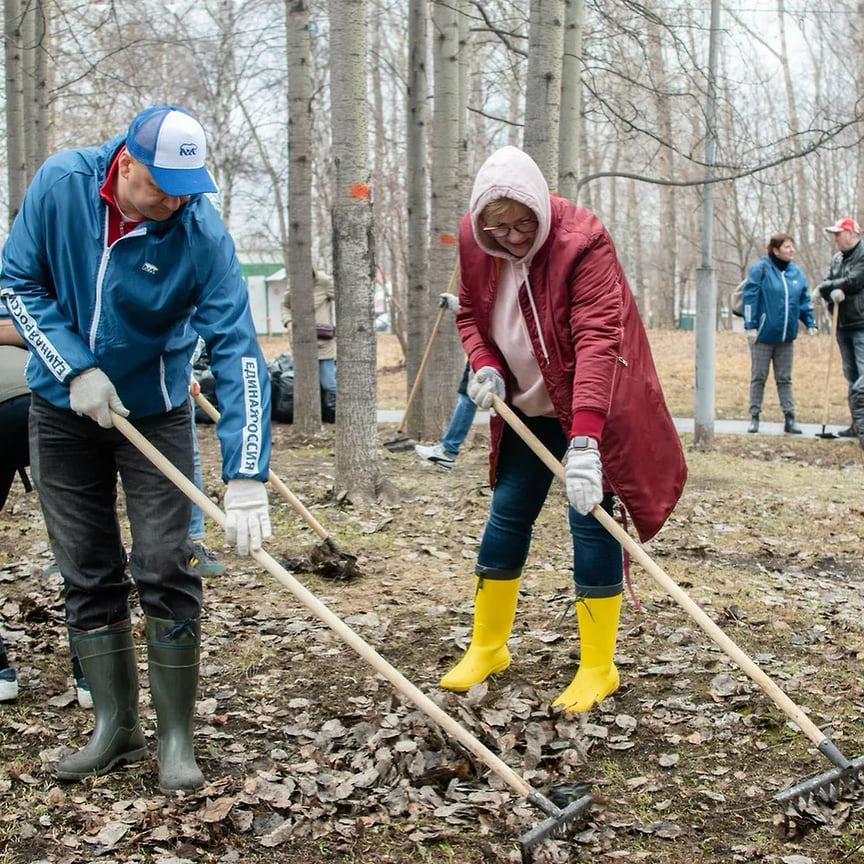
[{"left": 1, "top": 330, "right": 863, "bottom": 864}]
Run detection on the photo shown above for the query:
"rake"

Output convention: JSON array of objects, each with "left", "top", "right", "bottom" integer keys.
[
  {"left": 491, "top": 395, "right": 864, "bottom": 821},
  {"left": 111, "top": 410, "right": 592, "bottom": 861},
  {"left": 384, "top": 261, "right": 460, "bottom": 452},
  {"left": 193, "top": 391, "right": 360, "bottom": 580},
  {"left": 816, "top": 302, "right": 841, "bottom": 439}
]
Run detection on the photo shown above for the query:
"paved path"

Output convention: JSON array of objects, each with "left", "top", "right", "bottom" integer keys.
[{"left": 376, "top": 409, "right": 856, "bottom": 440}]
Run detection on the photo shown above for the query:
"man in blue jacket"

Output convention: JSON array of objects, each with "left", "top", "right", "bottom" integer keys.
[{"left": 0, "top": 106, "right": 272, "bottom": 792}]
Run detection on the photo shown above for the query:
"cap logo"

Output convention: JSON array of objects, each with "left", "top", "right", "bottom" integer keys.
[{"left": 179, "top": 143, "right": 198, "bottom": 157}]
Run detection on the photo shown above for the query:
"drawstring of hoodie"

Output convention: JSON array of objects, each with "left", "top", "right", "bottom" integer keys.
[{"left": 514, "top": 259, "right": 550, "bottom": 364}]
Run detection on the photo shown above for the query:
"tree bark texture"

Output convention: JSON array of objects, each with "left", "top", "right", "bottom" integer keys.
[
  {"left": 329, "top": 0, "right": 381, "bottom": 501},
  {"left": 286, "top": 0, "right": 321, "bottom": 433},
  {"left": 523, "top": 0, "right": 564, "bottom": 190}
]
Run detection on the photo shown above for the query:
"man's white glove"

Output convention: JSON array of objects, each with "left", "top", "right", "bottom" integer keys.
[
  {"left": 69, "top": 367, "right": 129, "bottom": 428},
  {"left": 439, "top": 293, "right": 459, "bottom": 312},
  {"left": 224, "top": 479, "right": 272, "bottom": 556},
  {"left": 467, "top": 366, "right": 505, "bottom": 409},
  {"left": 807, "top": 327, "right": 819, "bottom": 336},
  {"left": 564, "top": 441, "right": 603, "bottom": 515},
  {"left": 830, "top": 288, "right": 845, "bottom": 304},
  {"left": 746, "top": 329, "right": 758, "bottom": 344}
]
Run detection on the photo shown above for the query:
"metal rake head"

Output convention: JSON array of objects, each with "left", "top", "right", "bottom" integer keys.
[
  {"left": 775, "top": 755, "right": 864, "bottom": 833},
  {"left": 518, "top": 791, "right": 592, "bottom": 863}
]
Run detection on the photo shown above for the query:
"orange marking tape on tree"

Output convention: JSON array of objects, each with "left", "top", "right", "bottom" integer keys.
[
  {"left": 350, "top": 184, "right": 370, "bottom": 199},
  {"left": 440, "top": 234, "right": 456, "bottom": 245}
]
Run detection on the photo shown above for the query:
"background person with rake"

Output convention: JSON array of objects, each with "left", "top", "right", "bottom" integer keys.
[
  {"left": 741, "top": 232, "right": 817, "bottom": 435},
  {"left": 439, "top": 145, "right": 686, "bottom": 712},
  {"left": 817, "top": 217, "right": 864, "bottom": 447},
  {"left": 0, "top": 105, "right": 272, "bottom": 793},
  {"left": 414, "top": 292, "right": 478, "bottom": 470}
]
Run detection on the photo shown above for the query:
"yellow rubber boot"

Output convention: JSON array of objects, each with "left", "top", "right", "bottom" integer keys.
[
  {"left": 552, "top": 593, "right": 622, "bottom": 713},
  {"left": 439, "top": 577, "right": 520, "bottom": 692}
]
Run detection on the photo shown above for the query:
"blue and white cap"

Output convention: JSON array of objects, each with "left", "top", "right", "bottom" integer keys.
[{"left": 125, "top": 105, "right": 217, "bottom": 196}]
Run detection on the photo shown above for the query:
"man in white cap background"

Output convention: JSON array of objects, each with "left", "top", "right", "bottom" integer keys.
[
  {"left": 0, "top": 105, "right": 272, "bottom": 793},
  {"left": 818, "top": 217, "right": 864, "bottom": 445}
]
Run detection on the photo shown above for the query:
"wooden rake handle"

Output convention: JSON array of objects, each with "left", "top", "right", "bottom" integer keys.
[
  {"left": 193, "top": 391, "right": 329, "bottom": 543},
  {"left": 398, "top": 260, "right": 460, "bottom": 432},
  {"left": 820, "top": 302, "right": 840, "bottom": 429},
  {"left": 491, "top": 395, "right": 833, "bottom": 751},
  {"left": 110, "top": 410, "right": 534, "bottom": 799}
]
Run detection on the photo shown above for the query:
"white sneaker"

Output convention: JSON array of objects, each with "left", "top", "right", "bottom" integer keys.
[
  {"left": 414, "top": 442, "right": 456, "bottom": 469},
  {"left": 0, "top": 668, "right": 18, "bottom": 702}
]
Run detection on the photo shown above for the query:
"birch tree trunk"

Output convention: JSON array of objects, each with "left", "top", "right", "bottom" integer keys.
[
  {"left": 329, "top": 0, "right": 381, "bottom": 502},
  {"left": 286, "top": 0, "right": 321, "bottom": 433},
  {"left": 21, "top": 0, "right": 49, "bottom": 178},
  {"left": 523, "top": 0, "right": 564, "bottom": 189},
  {"left": 776, "top": 0, "right": 815, "bottom": 280},
  {"left": 647, "top": 19, "right": 677, "bottom": 329},
  {"left": 421, "top": 0, "right": 463, "bottom": 438},
  {"left": 406, "top": 0, "right": 429, "bottom": 418},
  {"left": 5, "top": 0, "right": 27, "bottom": 225},
  {"left": 558, "top": 0, "right": 583, "bottom": 201}
]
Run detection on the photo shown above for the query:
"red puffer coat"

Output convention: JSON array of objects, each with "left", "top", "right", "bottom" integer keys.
[{"left": 457, "top": 194, "right": 686, "bottom": 542}]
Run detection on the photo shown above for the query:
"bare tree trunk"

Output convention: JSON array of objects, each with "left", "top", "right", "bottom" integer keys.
[
  {"left": 5, "top": 0, "right": 26, "bottom": 225},
  {"left": 329, "top": 0, "right": 381, "bottom": 502},
  {"left": 558, "top": 0, "right": 583, "bottom": 201},
  {"left": 776, "top": 0, "right": 815, "bottom": 280},
  {"left": 647, "top": 19, "right": 676, "bottom": 329},
  {"left": 419, "top": 0, "right": 462, "bottom": 440},
  {"left": 21, "top": 0, "right": 48, "bottom": 178},
  {"left": 286, "top": 0, "right": 321, "bottom": 433},
  {"left": 523, "top": 0, "right": 564, "bottom": 188},
  {"left": 406, "top": 0, "right": 429, "bottom": 421}
]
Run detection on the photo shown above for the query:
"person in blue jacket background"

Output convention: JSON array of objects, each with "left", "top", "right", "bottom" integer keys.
[
  {"left": 0, "top": 106, "right": 272, "bottom": 793},
  {"left": 742, "top": 232, "right": 817, "bottom": 434}
]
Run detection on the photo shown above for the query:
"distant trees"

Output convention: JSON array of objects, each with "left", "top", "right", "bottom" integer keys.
[{"left": 3, "top": 0, "right": 864, "bottom": 494}]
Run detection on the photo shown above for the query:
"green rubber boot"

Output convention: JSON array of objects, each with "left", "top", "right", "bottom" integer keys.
[
  {"left": 50, "top": 622, "right": 147, "bottom": 779},
  {"left": 439, "top": 577, "right": 520, "bottom": 692},
  {"left": 146, "top": 616, "right": 205, "bottom": 794}
]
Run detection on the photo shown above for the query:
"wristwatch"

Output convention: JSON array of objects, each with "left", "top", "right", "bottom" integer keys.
[{"left": 569, "top": 436, "right": 598, "bottom": 451}]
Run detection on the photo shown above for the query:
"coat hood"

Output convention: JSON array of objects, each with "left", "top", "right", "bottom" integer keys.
[{"left": 469, "top": 146, "right": 551, "bottom": 262}]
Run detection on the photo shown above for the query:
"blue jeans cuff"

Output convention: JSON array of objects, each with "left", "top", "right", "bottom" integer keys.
[
  {"left": 575, "top": 582, "right": 623, "bottom": 599},
  {"left": 474, "top": 564, "right": 522, "bottom": 580}
]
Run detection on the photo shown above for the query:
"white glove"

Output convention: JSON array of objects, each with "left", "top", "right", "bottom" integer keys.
[
  {"left": 69, "top": 368, "right": 129, "bottom": 428},
  {"left": 439, "top": 293, "right": 459, "bottom": 312},
  {"left": 564, "top": 442, "right": 603, "bottom": 515},
  {"left": 224, "top": 479, "right": 272, "bottom": 556},
  {"left": 746, "top": 329, "right": 758, "bottom": 344},
  {"left": 807, "top": 327, "right": 818, "bottom": 336},
  {"left": 467, "top": 366, "right": 505, "bottom": 409},
  {"left": 830, "top": 288, "right": 845, "bottom": 304}
]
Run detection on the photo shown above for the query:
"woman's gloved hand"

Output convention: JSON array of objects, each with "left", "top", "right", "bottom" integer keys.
[{"left": 467, "top": 366, "right": 505, "bottom": 409}]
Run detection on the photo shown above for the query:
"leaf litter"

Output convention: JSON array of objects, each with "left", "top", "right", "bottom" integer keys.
[{"left": 0, "top": 428, "right": 863, "bottom": 862}]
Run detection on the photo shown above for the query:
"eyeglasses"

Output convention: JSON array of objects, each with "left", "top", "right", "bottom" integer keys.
[{"left": 481, "top": 218, "right": 538, "bottom": 239}]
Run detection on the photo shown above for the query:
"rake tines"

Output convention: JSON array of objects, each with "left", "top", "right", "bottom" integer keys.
[
  {"left": 775, "top": 755, "right": 864, "bottom": 834},
  {"left": 518, "top": 790, "right": 592, "bottom": 863}
]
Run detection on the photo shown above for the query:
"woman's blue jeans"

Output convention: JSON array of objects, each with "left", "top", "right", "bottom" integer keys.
[
  {"left": 29, "top": 394, "right": 202, "bottom": 631},
  {"left": 476, "top": 412, "right": 623, "bottom": 597}
]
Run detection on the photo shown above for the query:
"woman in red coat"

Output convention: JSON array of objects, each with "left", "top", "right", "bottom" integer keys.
[{"left": 440, "top": 146, "right": 687, "bottom": 712}]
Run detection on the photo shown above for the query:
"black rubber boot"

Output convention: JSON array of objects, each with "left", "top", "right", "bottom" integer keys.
[
  {"left": 146, "top": 616, "right": 205, "bottom": 793},
  {"left": 838, "top": 423, "right": 858, "bottom": 438},
  {"left": 784, "top": 414, "right": 803, "bottom": 434},
  {"left": 747, "top": 414, "right": 759, "bottom": 434},
  {"left": 50, "top": 622, "right": 147, "bottom": 779}
]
